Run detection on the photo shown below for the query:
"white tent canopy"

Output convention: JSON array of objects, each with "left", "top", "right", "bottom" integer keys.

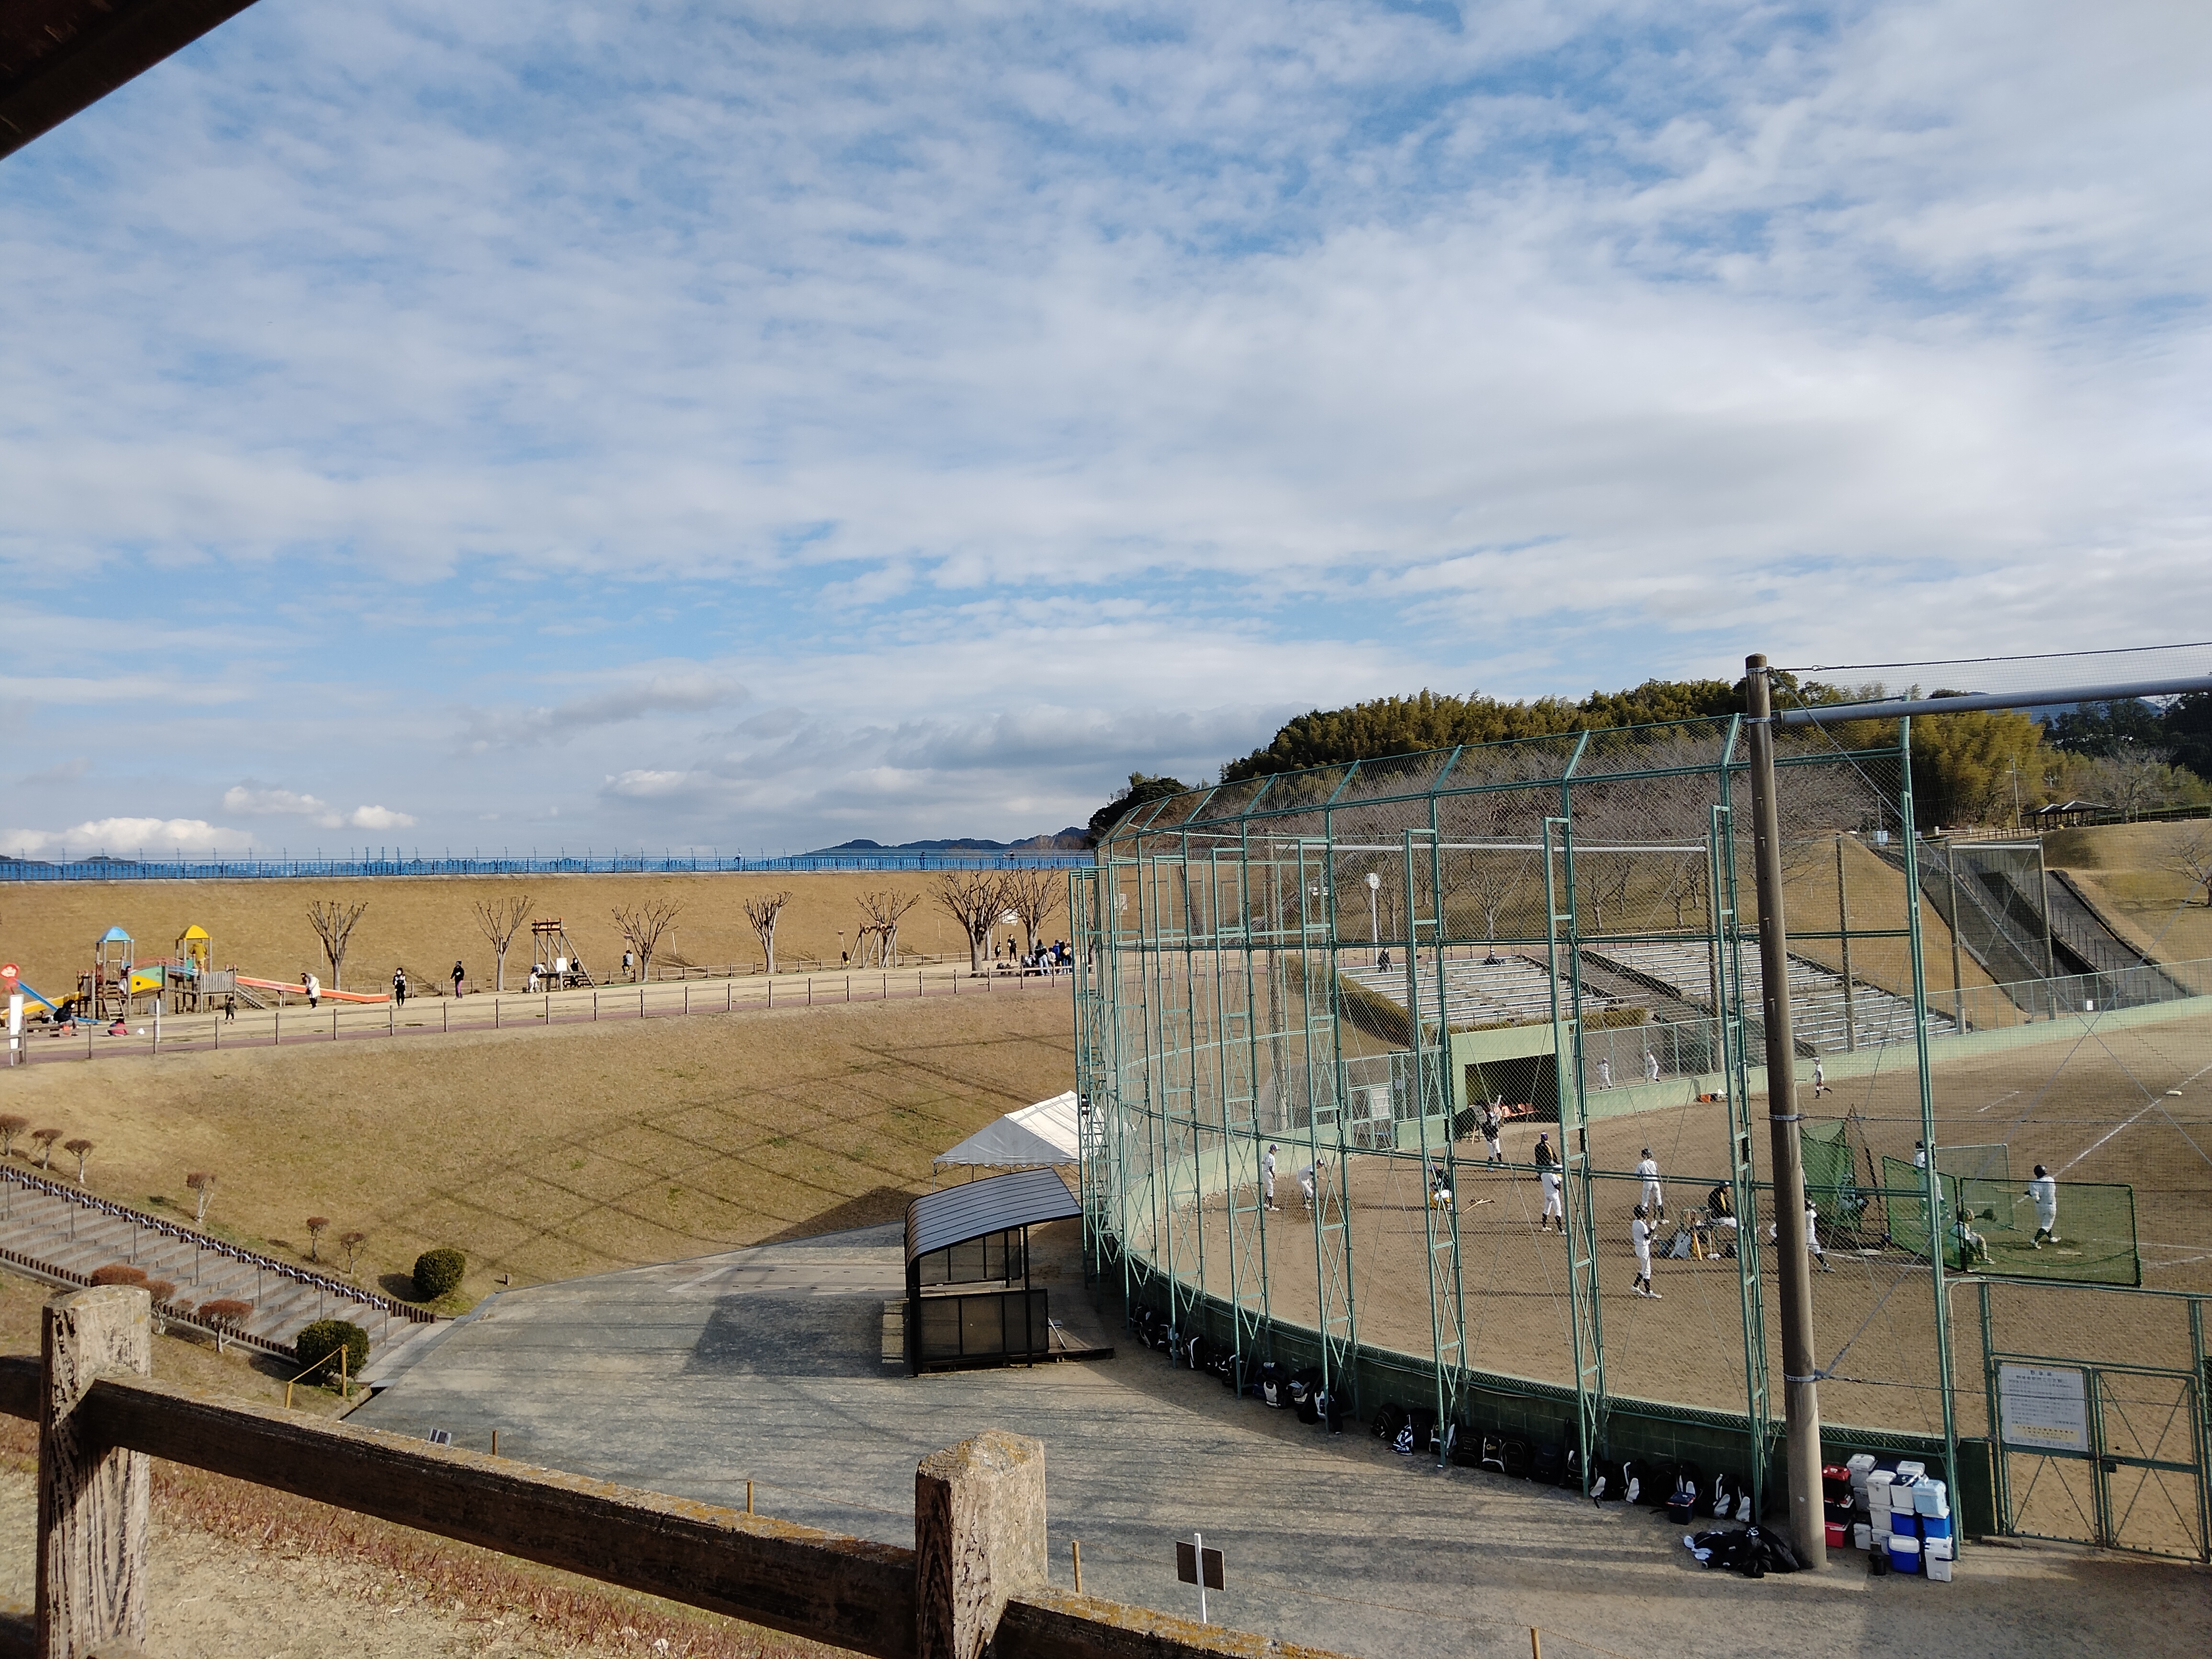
[{"left": 935, "top": 1090, "right": 1080, "bottom": 1171}]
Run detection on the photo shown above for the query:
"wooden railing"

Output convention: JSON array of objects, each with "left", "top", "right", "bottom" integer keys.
[{"left": 6, "top": 1286, "right": 1346, "bottom": 1659}]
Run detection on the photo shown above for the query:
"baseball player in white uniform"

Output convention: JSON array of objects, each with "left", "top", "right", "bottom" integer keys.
[
  {"left": 1631, "top": 1206, "right": 1659, "bottom": 1298},
  {"left": 1644, "top": 1049, "right": 1661, "bottom": 1084},
  {"left": 2027, "top": 1164, "right": 2058, "bottom": 1246},
  {"left": 1535, "top": 1132, "right": 1563, "bottom": 1232},
  {"left": 1636, "top": 1148, "right": 1665, "bottom": 1222},
  {"left": 1262, "top": 1144, "right": 1278, "bottom": 1210}
]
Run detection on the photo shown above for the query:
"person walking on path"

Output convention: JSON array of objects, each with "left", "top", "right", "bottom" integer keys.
[
  {"left": 221, "top": 992, "right": 237, "bottom": 1023},
  {"left": 1596, "top": 1056, "right": 1613, "bottom": 1091},
  {"left": 1636, "top": 1148, "right": 1665, "bottom": 1222},
  {"left": 1631, "top": 1206, "right": 1660, "bottom": 1298},
  {"left": 392, "top": 967, "right": 408, "bottom": 1008},
  {"left": 304, "top": 972, "right": 320, "bottom": 1010},
  {"left": 1812, "top": 1056, "right": 1827, "bottom": 1099},
  {"left": 1262, "top": 1144, "right": 1278, "bottom": 1211},
  {"left": 2027, "top": 1164, "right": 2059, "bottom": 1246},
  {"left": 1480, "top": 1100, "right": 1504, "bottom": 1167},
  {"left": 452, "top": 960, "right": 465, "bottom": 998},
  {"left": 1535, "top": 1132, "right": 1563, "bottom": 1233}
]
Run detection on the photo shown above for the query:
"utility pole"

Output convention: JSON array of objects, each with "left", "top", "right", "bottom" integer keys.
[{"left": 1744, "top": 654, "right": 1826, "bottom": 1570}]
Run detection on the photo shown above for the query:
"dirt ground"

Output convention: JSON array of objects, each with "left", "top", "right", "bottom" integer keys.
[
  {"left": 0, "top": 990, "right": 1077, "bottom": 1305},
  {"left": 1161, "top": 1011, "right": 2211, "bottom": 1539},
  {"left": 0, "top": 868, "right": 1068, "bottom": 1002}
]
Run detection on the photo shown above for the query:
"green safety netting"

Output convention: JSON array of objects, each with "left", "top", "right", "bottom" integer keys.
[
  {"left": 1880, "top": 1155, "right": 2139, "bottom": 1286},
  {"left": 1801, "top": 1118, "right": 1871, "bottom": 1233}
]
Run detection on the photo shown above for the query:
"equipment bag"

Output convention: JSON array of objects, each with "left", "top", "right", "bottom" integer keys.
[
  {"left": 1531, "top": 1443, "right": 1564, "bottom": 1485},
  {"left": 1479, "top": 1434, "right": 1506, "bottom": 1473},
  {"left": 1618, "top": 1459, "right": 1648, "bottom": 1505},
  {"left": 1710, "top": 1471, "right": 1741, "bottom": 1519},
  {"left": 1257, "top": 1361, "right": 1288, "bottom": 1407},
  {"left": 1407, "top": 1408, "right": 1440, "bottom": 1456},
  {"left": 1372, "top": 1403, "right": 1409, "bottom": 1444},
  {"left": 1502, "top": 1438, "right": 1532, "bottom": 1479}
]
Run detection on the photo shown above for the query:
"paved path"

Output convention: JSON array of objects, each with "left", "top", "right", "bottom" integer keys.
[
  {"left": 351, "top": 1222, "right": 2208, "bottom": 1659},
  {"left": 0, "top": 1172, "right": 436, "bottom": 1362},
  {"left": 12, "top": 962, "right": 1068, "bottom": 1071}
]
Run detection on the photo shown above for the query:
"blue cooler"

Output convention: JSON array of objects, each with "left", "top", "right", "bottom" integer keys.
[
  {"left": 1913, "top": 1479, "right": 1950, "bottom": 1518},
  {"left": 1887, "top": 1533, "right": 1922, "bottom": 1575},
  {"left": 1886, "top": 1507, "right": 1918, "bottom": 1537},
  {"left": 1923, "top": 1513, "right": 1953, "bottom": 1558}
]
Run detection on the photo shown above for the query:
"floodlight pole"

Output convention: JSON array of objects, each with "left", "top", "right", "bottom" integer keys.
[{"left": 1745, "top": 654, "right": 1826, "bottom": 1570}]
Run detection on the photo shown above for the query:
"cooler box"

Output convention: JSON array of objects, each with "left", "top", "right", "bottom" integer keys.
[
  {"left": 1914, "top": 1480, "right": 1950, "bottom": 1517},
  {"left": 1867, "top": 1470, "right": 1895, "bottom": 1510},
  {"left": 1825, "top": 1521, "right": 1847, "bottom": 1550},
  {"left": 1895, "top": 1460, "right": 1927, "bottom": 1483},
  {"left": 1887, "top": 1534, "right": 1922, "bottom": 1575},
  {"left": 1926, "top": 1553, "right": 1954, "bottom": 1582},
  {"left": 1889, "top": 1480, "right": 1919, "bottom": 1512},
  {"left": 1925, "top": 1534, "right": 1955, "bottom": 1561},
  {"left": 1846, "top": 1452, "right": 1877, "bottom": 1488},
  {"left": 1887, "top": 1508, "right": 1918, "bottom": 1537},
  {"left": 1853, "top": 1522, "right": 1873, "bottom": 1551}
]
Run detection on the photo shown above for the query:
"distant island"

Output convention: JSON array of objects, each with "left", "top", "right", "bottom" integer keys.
[{"left": 805, "top": 828, "right": 1089, "bottom": 856}]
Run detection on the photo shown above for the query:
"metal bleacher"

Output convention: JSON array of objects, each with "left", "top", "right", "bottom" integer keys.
[
  {"left": 1588, "top": 940, "right": 1949, "bottom": 1053},
  {"left": 1339, "top": 954, "right": 1608, "bottom": 1029}
]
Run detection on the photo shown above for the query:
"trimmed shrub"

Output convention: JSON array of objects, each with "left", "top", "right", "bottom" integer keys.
[
  {"left": 142, "top": 1279, "right": 177, "bottom": 1305},
  {"left": 197, "top": 1299, "right": 253, "bottom": 1326},
  {"left": 89, "top": 1263, "right": 148, "bottom": 1287},
  {"left": 295, "top": 1318, "right": 369, "bottom": 1383},
  {"left": 412, "top": 1246, "right": 466, "bottom": 1301}
]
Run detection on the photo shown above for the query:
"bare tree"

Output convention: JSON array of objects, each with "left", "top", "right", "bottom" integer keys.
[
  {"left": 854, "top": 890, "right": 920, "bottom": 968},
  {"left": 1003, "top": 867, "right": 1064, "bottom": 955},
  {"left": 743, "top": 890, "right": 794, "bottom": 975},
  {"left": 30, "top": 1128, "right": 61, "bottom": 1171},
  {"left": 305, "top": 1216, "right": 330, "bottom": 1261},
  {"left": 339, "top": 1229, "right": 369, "bottom": 1276},
  {"left": 186, "top": 1170, "right": 217, "bottom": 1227},
  {"left": 611, "top": 899, "right": 684, "bottom": 981},
  {"left": 305, "top": 899, "right": 370, "bottom": 991},
  {"left": 2084, "top": 747, "right": 2189, "bottom": 822},
  {"left": 932, "top": 872, "right": 1014, "bottom": 974},
  {"left": 2172, "top": 824, "right": 2212, "bottom": 907},
  {"left": 471, "top": 892, "right": 532, "bottom": 992},
  {"left": 0, "top": 1114, "right": 26, "bottom": 1158},
  {"left": 64, "top": 1137, "right": 92, "bottom": 1183}
]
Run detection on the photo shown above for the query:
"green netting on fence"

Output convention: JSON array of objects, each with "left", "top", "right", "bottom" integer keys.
[
  {"left": 1802, "top": 1117, "right": 1871, "bottom": 1233},
  {"left": 1880, "top": 1155, "right": 2140, "bottom": 1286},
  {"left": 1954, "top": 1175, "right": 2140, "bottom": 1287}
]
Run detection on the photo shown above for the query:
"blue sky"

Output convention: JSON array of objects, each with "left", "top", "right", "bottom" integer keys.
[{"left": 3, "top": 1, "right": 2208, "bottom": 855}]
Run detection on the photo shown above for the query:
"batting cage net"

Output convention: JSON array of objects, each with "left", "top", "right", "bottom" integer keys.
[{"left": 1072, "top": 707, "right": 2212, "bottom": 1555}]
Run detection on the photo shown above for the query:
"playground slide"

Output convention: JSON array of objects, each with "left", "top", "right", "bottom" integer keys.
[
  {"left": 235, "top": 975, "right": 390, "bottom": 1005},
  {"left": 14, "top": 982, "right": 64, "bottom": 1013}
]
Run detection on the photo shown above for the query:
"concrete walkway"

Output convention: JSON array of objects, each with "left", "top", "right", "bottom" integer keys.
[{"left": 351, "top": 1222, "right": 2208, "bottom": 1659}]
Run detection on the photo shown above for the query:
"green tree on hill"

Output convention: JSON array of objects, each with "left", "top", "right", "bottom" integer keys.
[{"left": 1088, "top": 773, "right": 1192, "bottom": 843}]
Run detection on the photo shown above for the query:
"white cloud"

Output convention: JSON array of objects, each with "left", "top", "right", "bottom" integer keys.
[
  {"left": 222, "top": 786, "right": 417, "bottom": 830},
  {"left": 461, "top": 674, "right": 750, "bottom": 752},
  {"left": 3, "top": 818, "right": 255, "bottom": 857}
]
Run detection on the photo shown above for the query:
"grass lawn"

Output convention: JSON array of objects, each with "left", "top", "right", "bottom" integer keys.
[{"left": 0, "top": 992, "right": 1075, "bottom": 1309}]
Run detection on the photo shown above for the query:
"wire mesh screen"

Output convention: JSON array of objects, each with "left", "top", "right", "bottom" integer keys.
[{"left": 1074, "top": 708, "right": 2212, "bottom": 1516}]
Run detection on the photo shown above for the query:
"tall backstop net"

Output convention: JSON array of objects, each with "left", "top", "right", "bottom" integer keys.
[{"left": 1072, "top": 715, "right": 2212, "bottom": 1555}]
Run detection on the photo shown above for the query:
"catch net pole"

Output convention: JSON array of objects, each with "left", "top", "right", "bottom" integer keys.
[{"left": 1747, "top": 654, "right": 1827, "bottom": 1569}]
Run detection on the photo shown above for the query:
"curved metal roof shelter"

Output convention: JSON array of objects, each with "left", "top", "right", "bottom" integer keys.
[{"left": 905, "top": 1166, "right": 1078, "bottom": 1264}]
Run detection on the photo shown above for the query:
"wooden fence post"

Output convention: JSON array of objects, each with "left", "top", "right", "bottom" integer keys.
[
  {"left": 39, "top": 1285, "right": 152, "bottom": 1658},
  {"left": 914, "top": 1431, "right": 1045, "bottom": 1659}
]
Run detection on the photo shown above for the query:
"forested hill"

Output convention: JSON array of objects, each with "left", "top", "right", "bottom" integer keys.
[{"left": 1220, "top": 682, "right": 1748, "bottom": 781}]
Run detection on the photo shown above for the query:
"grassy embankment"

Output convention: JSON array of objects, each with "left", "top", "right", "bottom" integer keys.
[{"left": 0, "top": 991, "right": 1076, "bottom": 1311}]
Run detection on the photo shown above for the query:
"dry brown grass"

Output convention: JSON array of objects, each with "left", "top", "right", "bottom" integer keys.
[
  {"left": 0, "top": 992, "right": 1076, "bottom": 1305},
  {"left": 0, "top": 868, "right": 1066, "bottom": 1000},
  {"left": 2042, "top": 819, "right": 2212, "bottom": 964}
]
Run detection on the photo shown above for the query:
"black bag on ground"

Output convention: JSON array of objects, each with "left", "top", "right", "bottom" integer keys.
[
  {"left": 1562, "top": 1445, "right": 1583, "bottom": 1490},
  {"left": 1478, "top": 1433, "right": 1506, "bottom": 1473},
  {"left": 1502, "top": 1438, "right": 1532, "bottom": 1479},
  {"left": 1531, "top": 1442, "right": 1564, "bottom": 1485},
  {"left": 1403, "top": 1407, "right": 1439, "bottom": 1457},
  {"left": 1372, "top": 1403, "right": 1409, "bottom": 1445},
  {"left": 1708, "top": 1471, "right": 1741, "bottom": 1519},
  {"left": 1257, "top": 1361, "right": 1289, "bottom": 1407}
]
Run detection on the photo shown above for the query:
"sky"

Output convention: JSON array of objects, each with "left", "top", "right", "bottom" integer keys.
[{"left": 3, "top": 1, "right": 2208, "bottom": 857}]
